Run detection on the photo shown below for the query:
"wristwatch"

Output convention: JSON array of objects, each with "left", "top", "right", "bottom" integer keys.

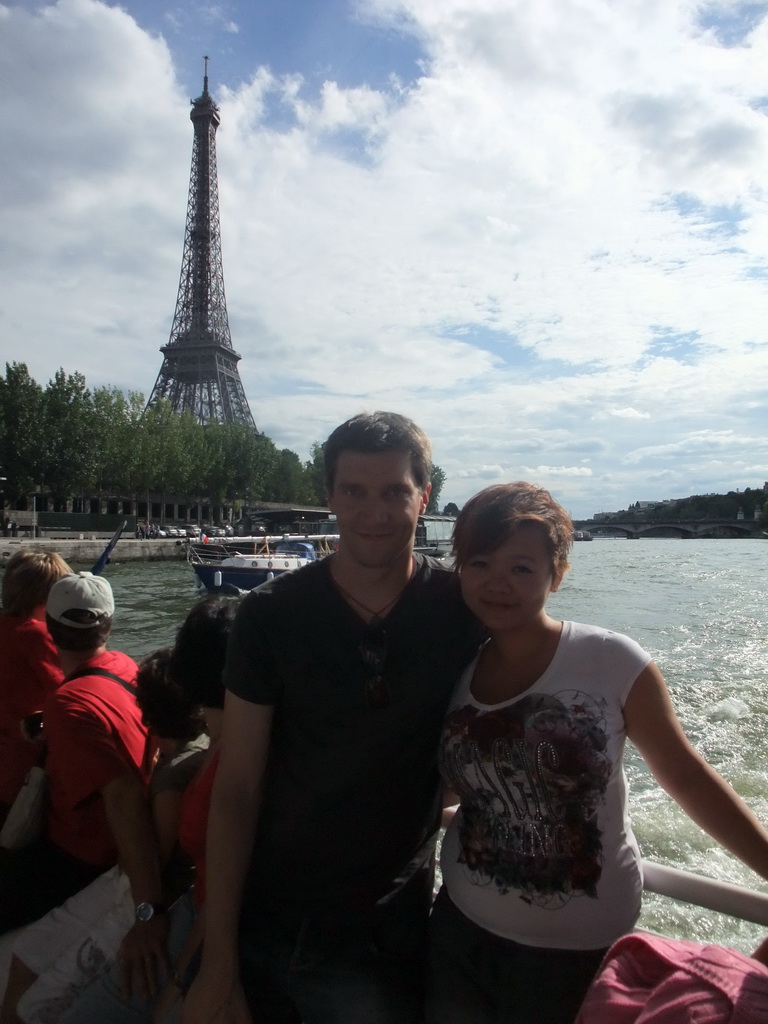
[{"left": 135, "top": 901, "right": 166, "bottom": 922}]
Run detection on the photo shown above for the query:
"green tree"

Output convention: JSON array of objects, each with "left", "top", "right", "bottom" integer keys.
[
  {"left": 264, "top": 449, "right": 315, "bottom": 503},
  {"left": 242, "top": 432, "right": 281, "bottom": 504},
  {"left": 170, "top": 412, "right": 210, "bottom": 499},
  {"left": 0, "top": 363, "right": 46, "bottom": 504},
  {"left": 42, "top": 369, "right": 98, "bottom": 505},
  {"left": 91, "top": 386, "right": 134, "bottom": 496},
  {"left": 117, "top": 392, "right": 156, "bottom": 502},
  {"left": 133, "top": 400, "right": 172, "bottom": 510},
  {"left": 304, "top": 441, "right": 326, "bottom": 505},
  {"left": 0, "top": 364, "right": 467, "bottom": 521},
  {"left": 442, "top": 501, "right": 459, "bottom": 516},
  {"left": 150, "top": 407, "right": 207, "bottom": 513},
  {"left": 201, "top": 422, "right": 230, "bottom": 503},
  {"left": 428, "top": 465, "right": 446, "bottom": 513}
]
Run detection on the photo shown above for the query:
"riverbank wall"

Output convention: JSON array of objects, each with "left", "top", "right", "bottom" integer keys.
[{"left": 0, "top": 537, "right": 186, "bottom": 564}]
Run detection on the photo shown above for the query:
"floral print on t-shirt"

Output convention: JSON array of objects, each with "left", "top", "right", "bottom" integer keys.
[{"left": 439, "top": 691, "right": 612, "bottom": 908}]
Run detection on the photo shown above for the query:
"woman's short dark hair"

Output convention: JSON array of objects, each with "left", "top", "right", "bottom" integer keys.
[
  {"left": 167, "top": 595, "right": 238, "bottom": 709},
  {"left": 136, "top": 646, "right": 206, "bottom": 741},
  {"left": 323, "top": 412, "right": 432, "bottom": 494},
  {"left": 452, "top": 482, "right": 573, "bottom": 582}
]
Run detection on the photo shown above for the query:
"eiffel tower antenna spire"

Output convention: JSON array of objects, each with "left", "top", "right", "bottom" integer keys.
[{"left": 146, "top": 58, "right": 256, "bottom": 428}]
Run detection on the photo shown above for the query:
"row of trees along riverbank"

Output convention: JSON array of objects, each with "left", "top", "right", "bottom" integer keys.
[
  {"left": 598, "top": 488, "right": 768, "bottom": 525},
  {"left": 0, "top": 363, "right": 446, "bottom": 512}
]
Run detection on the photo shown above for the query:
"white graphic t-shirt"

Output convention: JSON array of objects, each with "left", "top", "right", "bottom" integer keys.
[{"left": 439, "top": 620, "right": 651, "bottom": 950}]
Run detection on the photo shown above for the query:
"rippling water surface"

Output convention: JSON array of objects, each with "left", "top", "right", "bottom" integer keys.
[
  {"left": 95, "top": 557, "right": 200, "bottom": 659},
  {"left": 72, "top": 539, "right": 768, "bottom": 951},
  {"left": 548, "top": 538, "right": 768, "bottom": 952}
]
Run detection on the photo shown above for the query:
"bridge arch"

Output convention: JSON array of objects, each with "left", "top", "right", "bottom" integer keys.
[
  {"left": 571, "top": 518, "right": 764, "bottom": 540},
  {"left": 636, "top": 524, "right": 694, "bottom": 539},
  {"left": 583, "top": 526, "right": 636, "bottom": 539}
]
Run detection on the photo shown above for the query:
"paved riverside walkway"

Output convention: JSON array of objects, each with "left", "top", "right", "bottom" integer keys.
[{"left": 0, "top": 536, "right": 186, "bottom": 564}]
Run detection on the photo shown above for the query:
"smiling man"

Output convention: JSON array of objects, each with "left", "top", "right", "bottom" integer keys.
[{"left": 182, "top": 412, "right": 481, "bottom": 1024}]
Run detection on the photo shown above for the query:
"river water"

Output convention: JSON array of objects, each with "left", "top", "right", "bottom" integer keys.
[{"left": 78, "top": 539, "right": 768, "bottom": 952}]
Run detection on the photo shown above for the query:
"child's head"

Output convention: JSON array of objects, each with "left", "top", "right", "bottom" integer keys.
[
  {"left": 2, "top": 551, "right": 72, "bottom": 617},
  {"left": 167, "top": 595, "right": 239, "bottom": 710},
  {"left": 452, "top": 482, "right": 573, "bottom": 584},
  {"left": 136, "top": 646, "right": 206, "bottom": 741}
]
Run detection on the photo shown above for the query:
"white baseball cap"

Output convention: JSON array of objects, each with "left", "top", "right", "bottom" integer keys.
[{"left": 46, "top": 572, "right": 115, "bottom": 628}]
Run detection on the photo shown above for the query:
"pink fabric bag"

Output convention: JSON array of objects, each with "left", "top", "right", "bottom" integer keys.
[{"left": 575, "top": 932, "right": 768, "bottom": 1023}]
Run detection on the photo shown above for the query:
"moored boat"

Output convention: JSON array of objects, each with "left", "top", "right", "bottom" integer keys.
[{"left": 187, "top": 536, "right": 336, "bottom": 594}]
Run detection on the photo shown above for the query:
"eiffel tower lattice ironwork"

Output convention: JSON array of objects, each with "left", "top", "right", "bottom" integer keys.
[{"left": 147, "top": 59, "right": 256, "bottom": 428}]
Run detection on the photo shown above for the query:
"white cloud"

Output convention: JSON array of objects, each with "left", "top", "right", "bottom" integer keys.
[
  {"left": 622, "top": 430, "right": 764, "bottom": 464},
  {"left": 605, "top": 407, "right": 652, "bottom": 421},
  {"left": 454, "top": 465, "right": 505, "bottom": 480},
  {"left": 1, "top": 0, "right": 768, "bottom": 517},
  {"left": 294, "top": 81, "right": 392, "bottom": 132},
  {"left": 521, "top": 465, "right": 594, "bottom": 479}
]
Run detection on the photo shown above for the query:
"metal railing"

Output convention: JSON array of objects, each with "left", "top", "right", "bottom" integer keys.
[{"left": 642, "top": 859, "right": 768, "bottom": 927}]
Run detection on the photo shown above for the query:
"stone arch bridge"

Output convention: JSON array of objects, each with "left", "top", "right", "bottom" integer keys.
[{"left": 571, "top": 519, "right": 765, "bottom": 540}]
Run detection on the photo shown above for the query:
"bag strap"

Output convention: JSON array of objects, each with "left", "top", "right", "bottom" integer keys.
[
  {"left": 11, "top": 672, "right": 135, "bottom": 782},
  {"left": 65, "top": 667, "right": 136, "bottom": 696},
  {"left": 64, "top": 666, "right": 155, "bottom": 776}
]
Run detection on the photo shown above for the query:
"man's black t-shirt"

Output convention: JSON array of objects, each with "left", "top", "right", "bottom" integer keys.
[{"left": 224, "top": 553, "right": 481, "bottom": 920}]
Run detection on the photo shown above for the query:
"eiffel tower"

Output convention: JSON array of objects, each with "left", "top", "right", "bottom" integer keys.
[{"left": 147, "top": 59, "right": 256, "bottom": 428}]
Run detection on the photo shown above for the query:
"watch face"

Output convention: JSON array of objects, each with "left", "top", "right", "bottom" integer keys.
[{"left": 135, "top": 901, "right": 155, "bottom": 922}]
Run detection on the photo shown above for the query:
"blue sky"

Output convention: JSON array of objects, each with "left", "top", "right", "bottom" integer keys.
[
  {"left": 1, "top": 0, "right": 768, "bottom": 517},
  {"left": 111, "top": 0, "right": 426, "bottom": 95}
]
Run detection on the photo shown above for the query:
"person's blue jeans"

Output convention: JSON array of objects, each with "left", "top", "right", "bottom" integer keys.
[
  {"left": 426, "top": 886, "right": 608, "bottom": 1024},
  {"left": 240, "top": 876, "right": 431, "bottom": 1024},
  {"left": 59, "top": 890, "right": 196, "bottom": 1024}
]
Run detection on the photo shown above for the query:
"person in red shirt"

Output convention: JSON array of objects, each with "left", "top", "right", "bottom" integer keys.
[
  {"left": 60, "top": 596, "right": 263, "bottom": 1024},
  {"left": 0, "top": 645, "right": 210, "bottom": 1024},
  {"left": 0, "top": 571, "right": 168, "bottom": 994},
  {"left": 0, "top": 550, "right": 71, "bottom": 821}
]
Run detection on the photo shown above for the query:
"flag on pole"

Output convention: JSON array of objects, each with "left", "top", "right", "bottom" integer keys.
[{"left": 90, "top": 520, "right": 127, "bottom": 576}]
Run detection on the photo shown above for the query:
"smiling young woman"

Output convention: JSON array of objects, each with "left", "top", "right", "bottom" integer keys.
[{"left": 427, "top": 481, "right": 768, "bottom": 1024}]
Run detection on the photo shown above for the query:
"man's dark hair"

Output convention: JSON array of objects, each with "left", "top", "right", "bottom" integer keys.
[
  {"left": 323, "top": 412, "right": 432, "bottom": 494},
  {"left": 136, "top": 646, "right": 206, "bottom": 741},
  {"left": 46, "top": 611, "right": 113, "bottom": 652},
  {"left": 167, "top": 595, "right": 238, "bottom": 709}
]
